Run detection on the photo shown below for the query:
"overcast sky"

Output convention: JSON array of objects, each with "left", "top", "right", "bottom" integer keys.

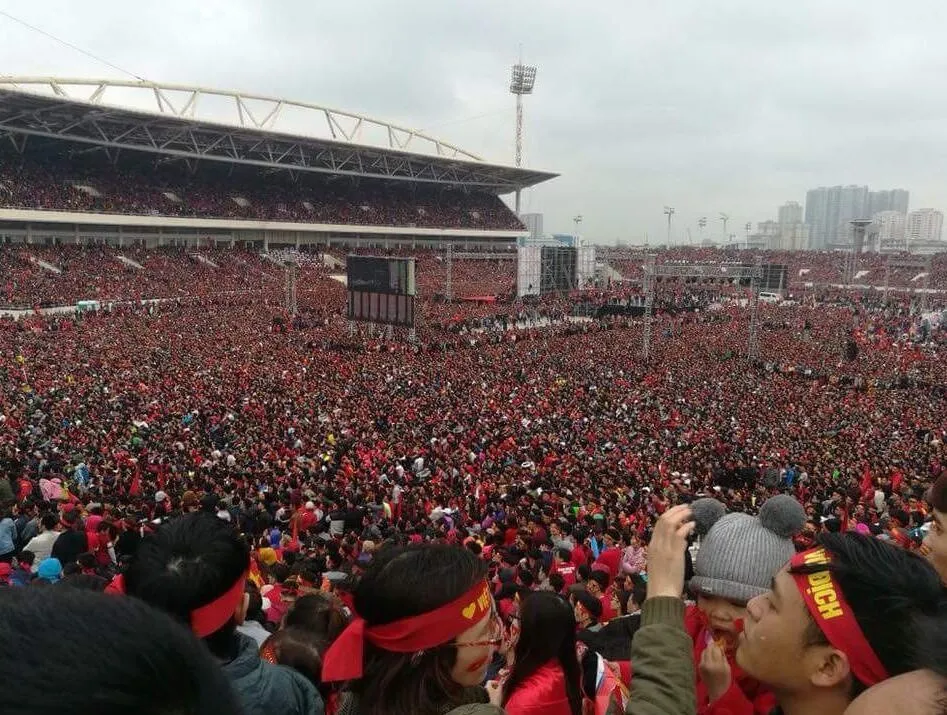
[{"left": 2, "top": 0, "right": 947, "bottom": 244}]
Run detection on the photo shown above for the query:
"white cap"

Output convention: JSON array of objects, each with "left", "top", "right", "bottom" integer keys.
[
  {"left": 155, "top": 491, "right": 168, "bottom": 503},
  {"left": 305, "top": 501, "right": 316, "bottom": 510}
]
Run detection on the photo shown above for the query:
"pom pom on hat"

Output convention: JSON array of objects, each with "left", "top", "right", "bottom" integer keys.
[
  {"left": 691, "top": 498, "right": 726, "bottom": 536},
  {"left": 758, "top": 494, "right": 807, "bottom": 538}
]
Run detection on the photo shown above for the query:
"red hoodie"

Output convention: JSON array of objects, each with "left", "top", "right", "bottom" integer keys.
[
  {"left": 504, "top": 661, "right": 574, "bottom": 715},
  {"left": 594, "top": 546, "right": 622, "bottom": 579}
]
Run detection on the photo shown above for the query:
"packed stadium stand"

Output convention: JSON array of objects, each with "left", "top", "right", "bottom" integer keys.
[{"left": 0, "top": 147, "right": 525, "bottom": 230}]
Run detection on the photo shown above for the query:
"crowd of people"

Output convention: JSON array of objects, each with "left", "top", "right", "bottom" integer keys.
[
  {"left": 0, "top": 148, "right": 523, "bottom": 231},
  {"left": 603, "top": 245, "right": 947, "bottom": 292},
  {"left": 2, "top": 239, "right": 947, "bottom": 715}
]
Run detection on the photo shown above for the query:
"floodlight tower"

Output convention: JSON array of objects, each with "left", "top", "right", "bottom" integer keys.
[
  {"left": 664, "top": 206, "right": 675, "bottom": 245},
  {"left": 720, "top": 213, "right": 730, "bottom": 243},
  {"left": 510, "top": 60, "right": 537, "bottom": 215}
]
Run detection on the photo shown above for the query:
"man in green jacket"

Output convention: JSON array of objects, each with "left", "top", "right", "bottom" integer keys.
[{"left": 625, "top": 504, "right": 698, "bottom": 715}]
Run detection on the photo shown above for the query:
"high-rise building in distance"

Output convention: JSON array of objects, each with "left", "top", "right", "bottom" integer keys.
[
  {"left": 905, "top": 209, "right": 944, "bottom": 244},
  {"left": 804, "top": 185, "right": 869, "bottom": 249},
  {"left": 868, "top": 189, "right": 909, "bottom": 216},
  {"left": 777, "top": 201, "right": 803, "bottom": 227}
]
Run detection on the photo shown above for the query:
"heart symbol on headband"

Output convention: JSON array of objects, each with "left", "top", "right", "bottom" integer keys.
[{"left": 462, "top": 603, "right": 477, "bottom": 619}]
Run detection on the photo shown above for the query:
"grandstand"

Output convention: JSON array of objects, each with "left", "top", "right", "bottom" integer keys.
[{"left": 0, "top": 78, "right": 557, "bottom": 251}]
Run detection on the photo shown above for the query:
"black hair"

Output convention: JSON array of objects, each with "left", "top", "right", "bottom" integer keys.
[
  {"left": 613, "top": 588, "right": 632, "bottom": 616},
  {"left": 123, "top": 512, "right": 250, "bottom": 659},
  {"left": 351, "top": 543, "right": 488, "bottom": 715},
  {"left": 502, "top": 591, "right": 583, "bottom": 715},
  {"left": 0, "top": 586, "right": 240, "bottom": 715},
  {"left": 557, "top": 548, "right": 572, "bottom": 562},
  {"left": 794, "top": 533, "right": 947, "bottom": 698},
  {"left": 59, "top": 573, "right": 108, "bottom": 591},
  {"left": 284, "top": 592, "right": 349, "bottom": 652},
  {"left": 40, "top": 513, "right": 57, "bottom": 530},
  {"left": 548, "top": 572, "right": 565, "bottom": 594},
  {"left": 573, "top": 590, "right": 603, "bottom": 622},
  {"left": 245, "top": 585, "right": 265, "bottom": 623},
  {"left": 930, "top": 471, "right": 947, "bottom": 513},
  {"left": 261, "top": 627, "right": 326, "bottom": 689},
  {"left": 630, "top": 583, "right": 647, "bottom": 611},
  {"left": 588, "top": 570, "right": 610, "bottom": 590}
]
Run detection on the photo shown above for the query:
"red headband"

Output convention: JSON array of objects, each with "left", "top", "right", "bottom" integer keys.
[
  {"left": 789, "top": 548, "right": 888, "bottom": 687},
  {"left": 321, "top": 579, "right": 493, "bottom": 682},
  {"left": 191, "top": 571, "right": 248, "bottom": 638}
]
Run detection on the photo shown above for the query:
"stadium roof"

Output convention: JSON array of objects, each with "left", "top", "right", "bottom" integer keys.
[{"left": 0, "top": 77, "right": 558, "bottom": 192}]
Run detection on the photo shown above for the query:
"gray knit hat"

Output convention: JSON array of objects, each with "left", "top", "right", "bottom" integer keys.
[{"left": 689, "top": 495, "right": 806, "bottom": 604}]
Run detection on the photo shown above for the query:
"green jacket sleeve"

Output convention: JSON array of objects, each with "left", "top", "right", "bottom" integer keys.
[{"left": 626, "top": 597, "right": 696, "bottom": 715}]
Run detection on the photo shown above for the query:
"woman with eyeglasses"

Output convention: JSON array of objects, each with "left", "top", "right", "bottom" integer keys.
[
  {"left": 321, "top": 542, "right": 505, "bottom": 715},
  {"left": 499, "top": 590, "right": 584, "bottom": 715}
]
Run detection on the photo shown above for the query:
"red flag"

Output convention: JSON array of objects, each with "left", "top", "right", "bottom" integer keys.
[
  {"left": 290, "top": 514, "right": 300, "bottom": 550},
  {"left": 859, "top": 465, "right": 873, "bottom": 497},
  {"left": 128, "top": 468, "right": 141, "bottom": 497},
  {"left": 891, "top": 471, "right": 904, "bottom": 493}
]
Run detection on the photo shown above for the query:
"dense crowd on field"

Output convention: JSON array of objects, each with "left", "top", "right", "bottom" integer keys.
[
  {"left": 3, "top": 241, "right": 947, "bottom": 715},
  {"left": 603, "top": 246, "right": 945, "bottom": 291},
  {"left": 5, "top": 242, "right": 947, "bottom": 310}
]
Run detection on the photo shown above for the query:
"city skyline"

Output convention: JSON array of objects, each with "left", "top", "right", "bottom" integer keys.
[{"left": 3, "top": 2, "right": 947, "bottom": 244}]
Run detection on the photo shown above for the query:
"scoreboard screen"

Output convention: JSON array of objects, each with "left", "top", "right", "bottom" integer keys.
[
  {"left": 347, "top": 256, "right": 416, "bottom": 296},
  {"left": 346, "top": 256, "right": 417, "bottom": 327}
]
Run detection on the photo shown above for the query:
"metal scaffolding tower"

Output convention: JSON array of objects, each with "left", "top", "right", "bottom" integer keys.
[
  {"left": 445, "top": 242, "right": 453, "bottom": 302},
  {"left": 642, "top": 255, "right": 656, "bottom": 360},
  {"left": 284, "top": 262, "right": 298, "bottom": 318},
  {"left": 845, "top": 219, "right": 872, "bottom": 285},
  {"left": 747, "top": 255, "right": 763, "bottom": 361},
  {"left": 884, "top": 255, "right": 932, "bottom": 311},
  {"left": 641, "top": 260, "right": 764, "bottom": 361}
]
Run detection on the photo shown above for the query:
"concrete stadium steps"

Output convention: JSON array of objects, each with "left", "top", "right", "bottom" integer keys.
[
  {"left": 190, "top": 253, "right": 219, "bottom": 268},
  {"left": 323, "top": 254, "right": 344, "bottom": 270},
  {"left": 27, "top": 255, "right": 62, "bottom": 274},
  {"left": 116, "top": 255, "right": 145, "bottom": 270}
]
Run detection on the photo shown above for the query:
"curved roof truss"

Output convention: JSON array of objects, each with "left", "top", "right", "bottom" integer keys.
[
  {"left": 0, "top": 77, "right": 482, "bottom": 160},
  {"left": 0, "top": 77, "right": 558, "bottom": 191}
]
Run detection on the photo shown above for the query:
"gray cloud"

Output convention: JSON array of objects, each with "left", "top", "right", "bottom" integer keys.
[{"left": 2, "top": 0, "right": 947, "bottom": 243}]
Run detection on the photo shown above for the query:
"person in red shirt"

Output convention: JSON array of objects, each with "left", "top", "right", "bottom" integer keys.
[
  {"left": 295, "top": 502, "right": 317, "bottom": 533},
  {"left": 550, "top": 548, "right": 577, "bottom": 588},
  {"left": 585, "top": 569, "right": 615, "bottom": 622},
  {"left": 593, "top": 527, "right": 624, "bottom": 579}
]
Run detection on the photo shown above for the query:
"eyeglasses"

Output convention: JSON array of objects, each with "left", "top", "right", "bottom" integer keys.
[{"left": 454, "top": 610, "right": 504, "bottom": 648}]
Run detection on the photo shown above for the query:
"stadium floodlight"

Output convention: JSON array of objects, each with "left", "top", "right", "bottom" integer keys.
[
  {"left": 510, "top": 64, "right": 537, "bottom": 95},
  {"left": 664, "top": 206, "right": 675, "bottom": 244},
  {"left": 510, "top": 60, "right": 538, "bottom": 215},
  {"left": 719, "top": 213, "right": 730, "bottom": 242}
]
